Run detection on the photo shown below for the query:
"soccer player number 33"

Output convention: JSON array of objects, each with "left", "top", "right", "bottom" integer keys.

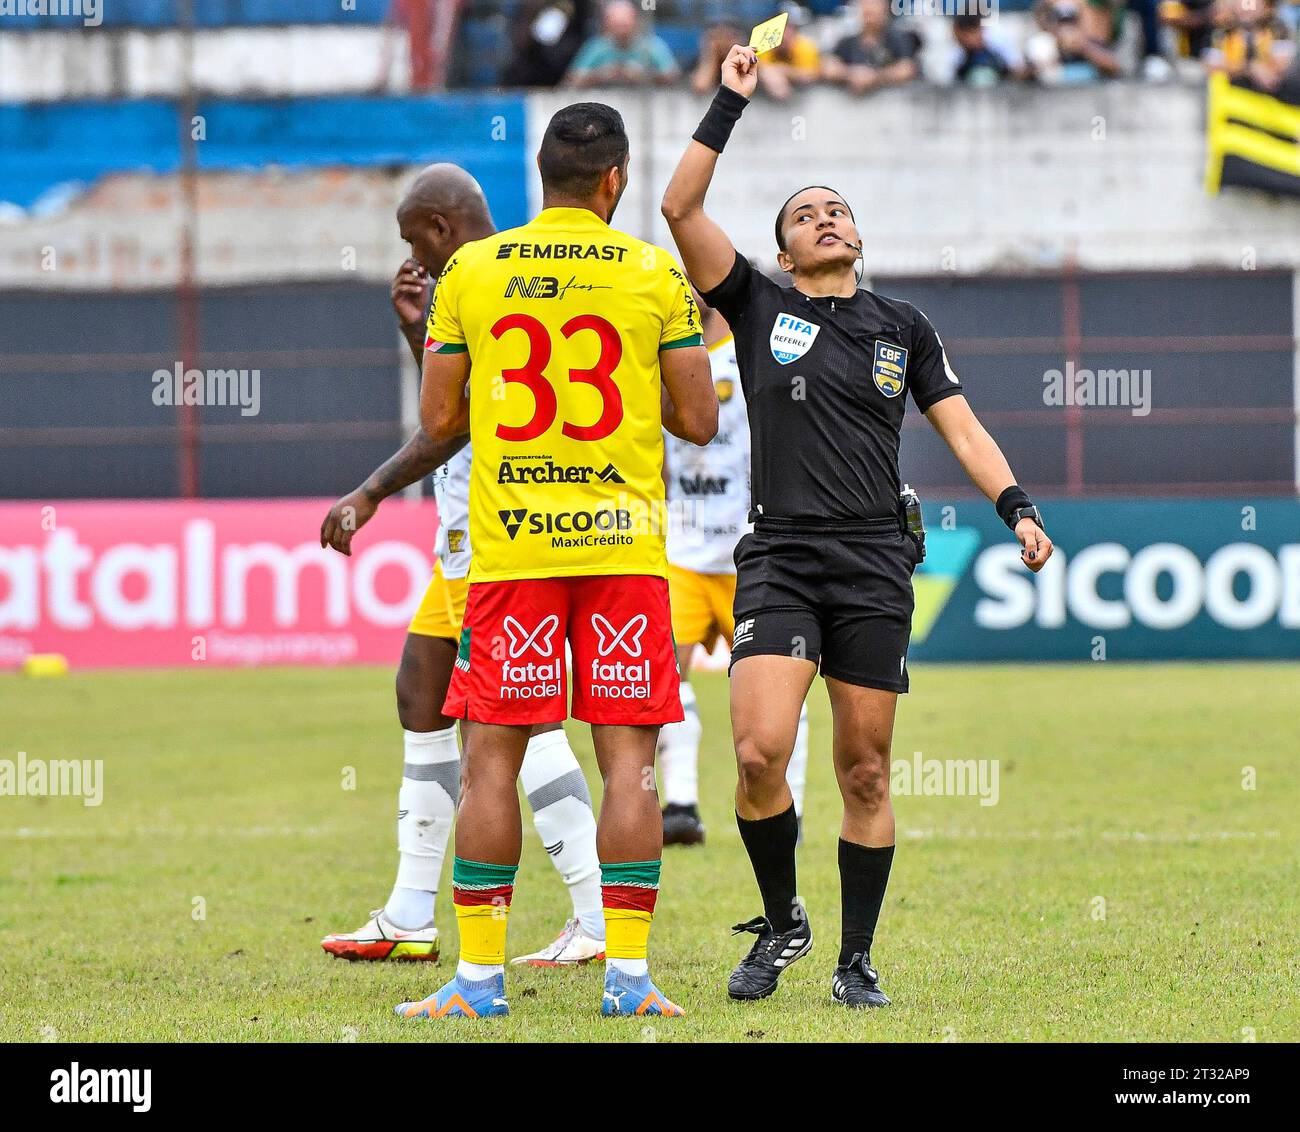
[{"left": 493, "top": 312, "right": 623, "bottom": 443}]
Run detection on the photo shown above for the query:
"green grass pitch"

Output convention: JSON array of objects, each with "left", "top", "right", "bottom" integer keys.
[{"left": 1, "top": 663, "right": 1296, "bottom": 1042}]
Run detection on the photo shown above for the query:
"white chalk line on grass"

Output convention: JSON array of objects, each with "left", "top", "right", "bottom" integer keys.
[
  {"left": 0, "top": 825, "right": 1285, "bottom": 843},
  {"left": 902, "top": 828, "right": 1284, "bottom": 843},
  {"left": 0, "top": 825, "right": 344, "bottom": 840}
]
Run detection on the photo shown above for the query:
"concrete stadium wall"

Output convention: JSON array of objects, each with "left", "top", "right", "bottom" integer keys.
[
  {"left": 3, "top": 85, "right": 1299, "bottom": 290},
  {"left": 527, "top": 84, "right": 1300, "bottom": 277},
  {"left": 0, "top": 26, "right": 407, "bottom": 102}
]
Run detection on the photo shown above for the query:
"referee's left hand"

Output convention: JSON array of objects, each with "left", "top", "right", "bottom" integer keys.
[{"left": 1016, "top": 518, "right": 1053, "bottom": 573}]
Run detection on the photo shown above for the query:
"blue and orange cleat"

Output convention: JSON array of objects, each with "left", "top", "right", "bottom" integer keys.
[
  {"left": 600, "top": 968, "right": 686, "bottom": 1018},
  {"left": 394, "top": 971, "right": 509, "bottom": 1020}
]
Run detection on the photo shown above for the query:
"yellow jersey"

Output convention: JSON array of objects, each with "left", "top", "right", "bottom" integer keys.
[{"left": 426, "top": 206, "right": 703, "bottom": 582}]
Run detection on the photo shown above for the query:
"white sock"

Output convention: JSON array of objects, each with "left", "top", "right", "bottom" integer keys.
[
  {"left": 608, "top": 957, "right": 649, "bottom": 978},
  {"left": 385, "top": 886, "right": 434, "bottom": 931},
  {"left": 520, "top": 729, "right": 605, "bottom": 940},
  {"left": 787, "top": 704, "right": 809, "bottom": 819},
  {"left": 658, "top": 679, "right": 702, "bottom": 807},
  {"left": 386, "top": 726, "right": 459, "bottom": 930},
  {"left": 457, "top": 960, "right": 503, "bottom": 982}
]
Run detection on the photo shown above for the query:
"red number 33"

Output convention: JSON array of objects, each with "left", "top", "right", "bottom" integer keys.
[{"left": 491, "top": 313, "right": 623, "bottom": 443}]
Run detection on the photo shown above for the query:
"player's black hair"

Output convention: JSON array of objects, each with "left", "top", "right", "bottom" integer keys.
[
  {"left": 538, "top": 103, "right": 630, "bottom": 199},
  {"left": 773, "top": 185, "right": 856, "bottom": 252}
]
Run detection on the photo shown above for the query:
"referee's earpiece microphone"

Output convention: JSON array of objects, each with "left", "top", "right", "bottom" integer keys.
[{"left": 841, "top": 236, "right": 865, "bottom": 283}]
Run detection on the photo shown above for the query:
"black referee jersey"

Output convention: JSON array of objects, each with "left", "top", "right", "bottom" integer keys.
[{"left": 700, "top": 251, "right": 963, "bottom": 523}]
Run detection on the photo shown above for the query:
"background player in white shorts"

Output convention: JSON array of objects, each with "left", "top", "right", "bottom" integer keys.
[{"left": 658, "top": 286, "right": 808, "bottom": 846}]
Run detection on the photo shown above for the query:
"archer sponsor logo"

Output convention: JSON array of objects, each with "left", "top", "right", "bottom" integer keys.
[{"left": 497, "top": 459, "right": 625, "bottom": 486}]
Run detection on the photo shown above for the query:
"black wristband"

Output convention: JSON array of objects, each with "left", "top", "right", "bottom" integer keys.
[
  {"left": 692, "top": 85, "right": 750, "bottom": 153},
  {"left": 996, "top": 485, "right": 1034, "bottom": 529}
]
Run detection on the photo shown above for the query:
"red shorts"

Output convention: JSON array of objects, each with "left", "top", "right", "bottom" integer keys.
[{"left": 443, "top": 574, "right": 684, "bottom": 727}]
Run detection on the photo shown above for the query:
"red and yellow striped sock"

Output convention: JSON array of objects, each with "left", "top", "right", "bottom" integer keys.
[
  {"left": 452, "top": 857, "right": 517, "bottom": 967},
  {"left": 601, "top": 859, "right": 660, "bottom": 961}
]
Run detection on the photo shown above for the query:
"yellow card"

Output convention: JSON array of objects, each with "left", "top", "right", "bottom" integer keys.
[{"left": 749, "top": 12, "right": 788, "bottom": 56}]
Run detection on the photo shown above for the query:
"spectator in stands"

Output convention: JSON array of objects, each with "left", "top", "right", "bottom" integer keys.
[
  {"left": 564, "top": 0, "right": 679, "bottom": 88},
  {"left": 1025, "top": 0, "right": 1123, "bottom": 82},
  {"left": 1123, "top": 0, "right": 1175, "bottom": 79},
  {"left": 1204, "top": 0, "right": 1295, "bottom": 91},
  {"left": 691, "top": 5, "right": 820, "bottom": 101},
  {"left": 950, "top": 13, "right": 1027, "bottom": 85},
  {"left": 1159, "top": 0, "right": 1218, "bottom": 65},
  {"left": 504, "top": 1, "right": 593, "bottom": 88},
  {"left": 823, "top": 0, "right": 921, "bottom": 94},
  {"left": 762, "top": 3, "right": 823, "bottom": 100},
  {"left": 692, "top": 20, "right": 746, "bottom": 95}
]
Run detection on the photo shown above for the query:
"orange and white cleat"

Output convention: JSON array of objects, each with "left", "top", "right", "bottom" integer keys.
[
  {"left": 321, "top": 908, "right": 439, "bottom": 962},
  {"left": 510, "top": 917, "right": 606, "bottom": 967}
]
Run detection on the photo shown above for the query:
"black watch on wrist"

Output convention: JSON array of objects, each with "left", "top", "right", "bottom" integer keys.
[{"left": 1007, "top": 504, "right": 1043, "bottom": 532}]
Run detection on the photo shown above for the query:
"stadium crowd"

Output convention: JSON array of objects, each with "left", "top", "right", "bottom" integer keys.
[{"left": 475, "top": 0, "right": 1300, "bottom": 95}]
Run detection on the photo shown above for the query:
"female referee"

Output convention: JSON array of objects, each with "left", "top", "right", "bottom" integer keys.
[{"left": 660, "top": 44, "right": 1054, "bottom": 1008}]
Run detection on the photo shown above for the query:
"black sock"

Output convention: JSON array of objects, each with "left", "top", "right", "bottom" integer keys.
[
  {"left": 838, "top": 839, "right": 895, "bottom": 966},
  {"left": 736, "top": 805, "right": 799, "bottom": 931}
]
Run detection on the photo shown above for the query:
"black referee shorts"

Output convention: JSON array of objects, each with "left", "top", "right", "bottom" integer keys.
[{"left": 729, "top": 516, "right": 920, "bottom": 694}]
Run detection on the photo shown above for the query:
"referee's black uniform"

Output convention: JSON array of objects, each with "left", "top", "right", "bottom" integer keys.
[{"left": 701, "top": 251, "right": 963, "bottom": 692}]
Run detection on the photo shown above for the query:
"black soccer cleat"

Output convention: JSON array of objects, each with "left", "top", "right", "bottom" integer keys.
[
  {"left": 726, "top": 914, "right": 813, "bottom": 1000},
  {"left": 662, "top": 803, "right": 706, "bottom": 846},
  {"left": 831, "top": 953, "right": 891, "bottom": 1008}
]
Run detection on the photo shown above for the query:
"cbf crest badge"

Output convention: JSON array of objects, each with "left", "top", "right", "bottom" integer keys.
[
  {"left": 769, "top": 313, "right": 820, "bottom": 365},
  {"left": 872, "top": 340, "right": 908, "bottom": 397}
]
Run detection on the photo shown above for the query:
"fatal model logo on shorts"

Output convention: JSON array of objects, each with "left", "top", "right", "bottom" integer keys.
[
  {"left": 499, "top": 614, "right": 563, "bottom": 699},
  {"left": 872, "top": 340, "right": 908, "bottom": 398},
  {"left": 588, "top": 613, "right": 651, "bottom": 699},
  {"left": 769, "top": 314, "right": 821, "bottom": 365},
  {"left": 592, "top": 613, "right": 647, "bottom": 657},
  {"left": 504, "top": 613, "right": 559, "bottom": 658}
]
